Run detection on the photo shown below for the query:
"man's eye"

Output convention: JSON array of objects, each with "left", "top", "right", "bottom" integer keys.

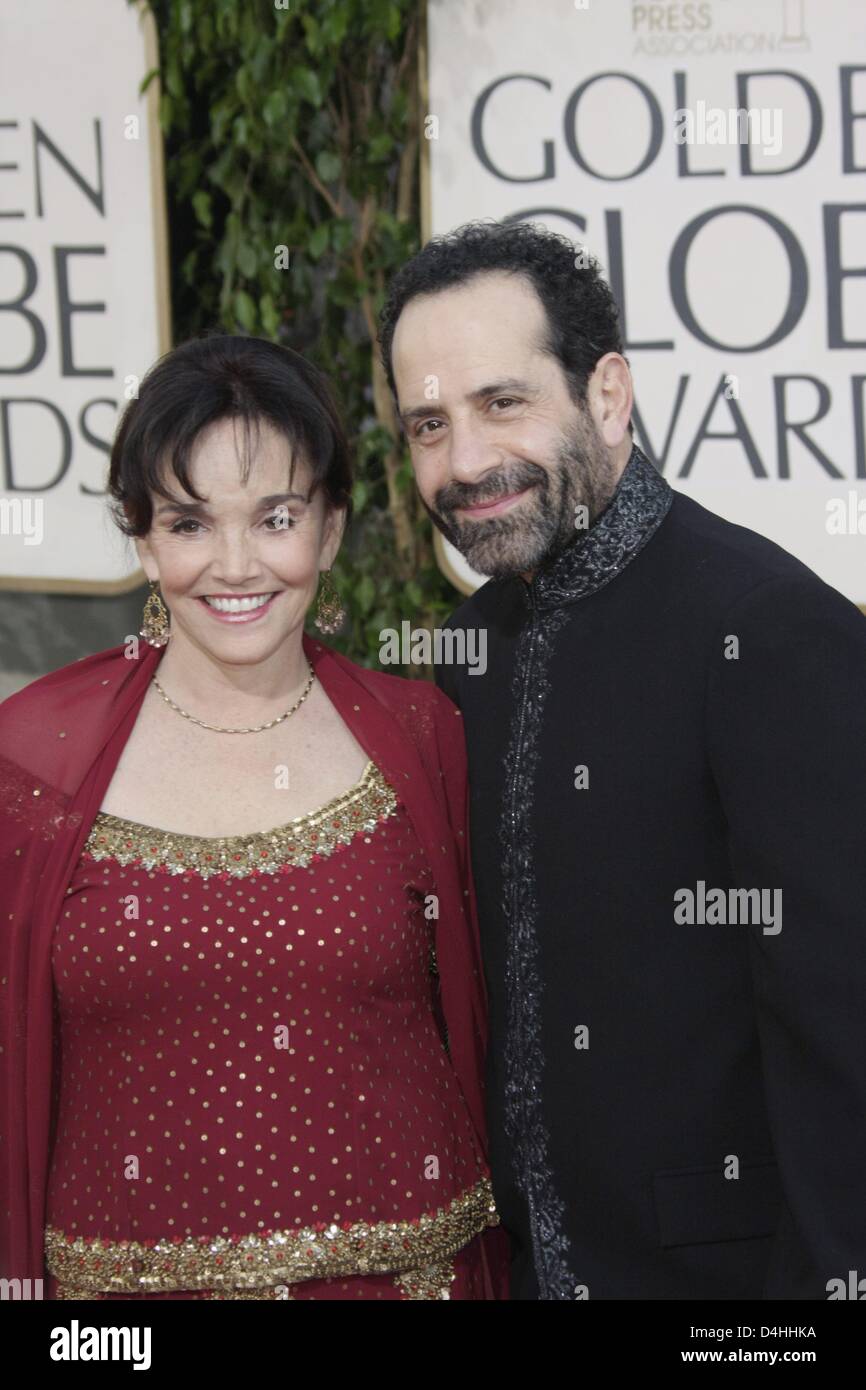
[
  {"left": 491, "top": 397, "right": 518, "bottom": 410},
  {"left": 416, "top": 419, "right": 443, "bottom": 437}
]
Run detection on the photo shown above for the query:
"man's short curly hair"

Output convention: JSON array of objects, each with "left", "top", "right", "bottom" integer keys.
[{"left": 378, "top": 219, "right": 632, "bottom": 435}]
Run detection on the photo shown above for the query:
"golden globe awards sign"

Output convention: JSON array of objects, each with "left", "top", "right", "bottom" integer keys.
[
  {"left": 0, "top": 0, "right": 169, "bottom": 593},
  {"left": 423, "top": 0, "right": 866, "bottom": 605}
]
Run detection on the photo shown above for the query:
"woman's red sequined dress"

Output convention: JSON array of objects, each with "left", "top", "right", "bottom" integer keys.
[{"left": 44, "top": 759, "right": 498, "bottom": 1300}]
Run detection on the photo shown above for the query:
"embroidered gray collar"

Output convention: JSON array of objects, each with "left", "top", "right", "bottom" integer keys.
[{"left": 526, "top": 442, "right": 673, "bottom": 611}]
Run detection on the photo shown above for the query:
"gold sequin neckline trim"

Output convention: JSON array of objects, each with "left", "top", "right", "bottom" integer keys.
[
  {"left": 45, "top": 1176, "right": 499, "bottom": 1295},
  {"left": 82, "top": 760, "right": 399, "bottom": 879}
]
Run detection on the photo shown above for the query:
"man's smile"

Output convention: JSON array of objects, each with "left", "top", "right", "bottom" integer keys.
[{"left": 455, "top": 484, "right": 535, "bottom": 520}]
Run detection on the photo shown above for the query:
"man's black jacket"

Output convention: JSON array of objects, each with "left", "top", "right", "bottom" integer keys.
[{"left": 435, "top": 445, "right": 866, "bottom": 1300}]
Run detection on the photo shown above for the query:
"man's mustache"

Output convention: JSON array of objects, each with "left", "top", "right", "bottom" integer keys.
[{"left": 434, "top": 460, "right": 549, "bottom": 515}]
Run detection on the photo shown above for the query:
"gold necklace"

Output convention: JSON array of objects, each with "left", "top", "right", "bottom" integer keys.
[{"left": 151, "top": 659, "right": 316, "bottom": 734}]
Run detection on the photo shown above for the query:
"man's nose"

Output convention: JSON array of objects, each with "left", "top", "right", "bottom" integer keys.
[{"left": 447, "top": 417, "right": 499, "bottom": 485}]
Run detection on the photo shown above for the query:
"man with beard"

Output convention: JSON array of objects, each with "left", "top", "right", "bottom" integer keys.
[{"left": 377, "top": 219, "right": 866, "bottom": 1300}]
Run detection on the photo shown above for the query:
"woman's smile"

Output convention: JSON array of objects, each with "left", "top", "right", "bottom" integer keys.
[{"left": 196, "top": 590, "right": 281, "bottom": 622}]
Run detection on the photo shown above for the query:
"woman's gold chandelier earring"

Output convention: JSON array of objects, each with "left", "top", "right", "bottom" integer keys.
[
  {"left": 140, "top": 579, "right": 171, "bottom": 648},
  {"left": 313, "top": 568, "right": 346, "bottom": 634}
]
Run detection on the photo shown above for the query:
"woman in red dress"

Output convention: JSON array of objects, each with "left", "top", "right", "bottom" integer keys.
[{"left": 0, "top": 335, "right": 509, "bottom": 1300}]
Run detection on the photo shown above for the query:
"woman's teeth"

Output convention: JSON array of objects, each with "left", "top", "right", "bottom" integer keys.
[{"left": 203, "top": 593, "right": 274, "bottom": 613}]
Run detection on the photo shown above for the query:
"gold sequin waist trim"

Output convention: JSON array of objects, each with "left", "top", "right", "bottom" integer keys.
[
  {"left": 45, "top": 1177, "right": 499, "bottom": 1294},
  {"left": 81, "top": 761, "right": 399, "bottom": 879},
  {"left": 54, "top": 1258, "right": 458, "bottom": 1300}
]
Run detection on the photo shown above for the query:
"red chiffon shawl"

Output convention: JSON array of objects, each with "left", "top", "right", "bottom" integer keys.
[{"left": 0, "top": 631, "right": 509, "bottom": 1296}]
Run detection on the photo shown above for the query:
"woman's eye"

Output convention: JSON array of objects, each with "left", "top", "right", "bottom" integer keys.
[
  {"left": 168, "top": 515, "right": 297, "bottom": 534},
  {"left": 416, "top": 419, "right": 442, "bottom": 437}
]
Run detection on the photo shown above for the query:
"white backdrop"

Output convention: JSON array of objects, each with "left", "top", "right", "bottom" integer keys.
[
  {"left": 425, "top": 0, "right": 866, "bottom": 604},
  {"left": 0, "top": 0, "right": 169, "bottom": 592}
]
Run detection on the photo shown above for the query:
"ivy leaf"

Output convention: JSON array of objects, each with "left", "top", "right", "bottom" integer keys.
[
  {"left": 315, "top": 150, "right": 341, "bottom": 183},
  {"left": 139, "top": 67, "right": 160, "bottom": 97},
  {"left": 321, "top": 7, "right": 350, "bottom": 45},
  {"left": 180, "top": 247, "right": 198, "bottom": 285},
  {"left": 259, "top": 293, "right": 279, "bottom": 337},
  {"left": 237, "top": 242, "right": 258, "bottom": 278},
  {"left": 405, "top": 580, "right": 424, "bottom": 608},
  {"left": 301, "top": 14, "right": 321, "bottom": 56},
  {"left": 330, "top": 219, "right": 354, "bottom": 254},
  {"left": 191, "top": 190, "right": 212, "bottom": 230},
  {"left": 159, "top": 93, "right": 174, "bottom": 136},
  {"left": 249, "top": 37, "right": 273, "bottom": 85},
  {"left": 263, "top": 90, "right": 287, "bottom": 127},
  {"left": 233, "top": 290, "right": 257, "bottom": 332},
  {"left": 236, "top": 66, "right": 251, "bottom": 103},
  {"left": 356, "top": 575, "right": 375, "bottom": 614},
  {"left": 165, "top": 60, "right": 185, "bottom": 101},
  {"left": 291, "top": 67, "right": 322, "bottom": 108},
  {"left": 308, "top": 223, "right": 330, "bottom": 259},
  {"left": 367, "top": 133, "right": 392, "bottom": 162}
]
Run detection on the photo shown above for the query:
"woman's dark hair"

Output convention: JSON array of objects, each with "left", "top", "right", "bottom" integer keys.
[
  {"left": 378, "top": 219, "right": 633, "bottom": 436},
  {"left": 108, "top": 333, "right": 353, "bottom": 537}
]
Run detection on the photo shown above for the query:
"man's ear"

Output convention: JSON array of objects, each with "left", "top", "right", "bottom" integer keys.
[{"left": 590, "top": 352, "right": 633, "bottom": 448}]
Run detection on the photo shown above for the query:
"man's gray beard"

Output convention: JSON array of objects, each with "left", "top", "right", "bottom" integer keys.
[{"left": 424, "top": 414, "right": 622, "bottom": 581}]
